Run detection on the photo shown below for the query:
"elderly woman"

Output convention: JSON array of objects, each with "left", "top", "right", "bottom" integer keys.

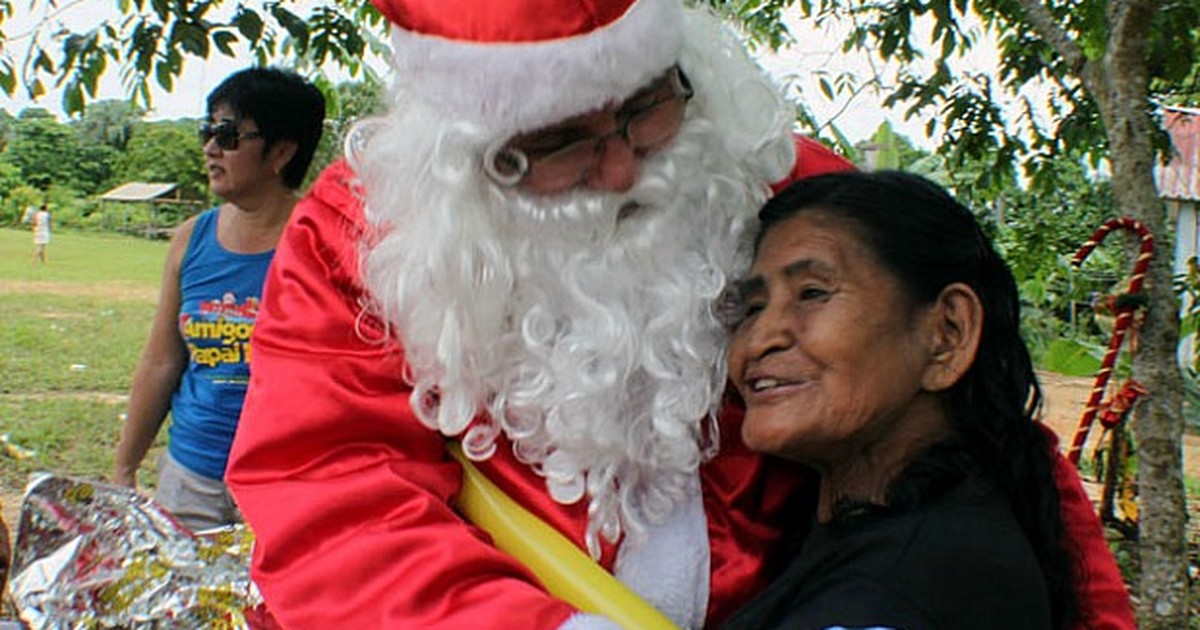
[
  {"left": 721, "top": 171, "right": 1082, "bottom": 630},
  {"left": 113, "top": 67, "right": 325, "bottom": 532}
]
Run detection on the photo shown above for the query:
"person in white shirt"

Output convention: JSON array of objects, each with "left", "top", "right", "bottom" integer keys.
[{"left": 31, "top": 204, "right": 51, "bottom": 264}]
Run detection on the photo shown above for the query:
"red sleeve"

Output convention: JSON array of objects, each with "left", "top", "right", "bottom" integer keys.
[
  {"left": 227, "top": 161, "right": 575, "bottom": 629},
  {"left": 1047, "top": 432, "right": 1137, "bottom": 629}
]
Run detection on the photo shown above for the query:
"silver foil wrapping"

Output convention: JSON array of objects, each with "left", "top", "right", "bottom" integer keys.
[{"left": 8, "top": 474, "right": 272, "bottom": 629}]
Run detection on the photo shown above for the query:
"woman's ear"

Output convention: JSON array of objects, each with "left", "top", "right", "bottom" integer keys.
[
  {"left": 921, "top": 282, "right": 983, "bottom": 392},
  {"left": 268, "top": 139, "right": 299, "bottom": 178}
]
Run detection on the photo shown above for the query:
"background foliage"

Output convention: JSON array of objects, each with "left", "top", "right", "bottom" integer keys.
[{"left": 0, "top": 75, "right": 385, "bottom": 233}]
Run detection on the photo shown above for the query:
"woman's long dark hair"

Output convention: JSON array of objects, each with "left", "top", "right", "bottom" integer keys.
[{"left": 756, "top": 170, "right": 1076, "bottom": 629}]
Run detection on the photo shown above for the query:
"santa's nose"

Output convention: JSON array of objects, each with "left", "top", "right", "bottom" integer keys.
[{"left": 583, "top": 135, "right": 639, "bottom": 193}]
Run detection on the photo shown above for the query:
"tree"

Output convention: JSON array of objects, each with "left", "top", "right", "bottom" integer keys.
[
  {"left": 2, "top": 2, "right": 779, "bottom": 116},
  {"left": 116, "top": 120, "right": 208, "bottom": 201},
  {"left": 857, "top": 120, "right": 905, "bottom": 169},
  {"left": 4, "top": 105, "right": 120, "bottom": 195},
  {"left": 6, "top": 108, "right": 81, "bottom": 193},
  {"left": 793, "top": 0, "right": 1195, "bottom": 625},
  {"left": 307, "top": 76, "right": 386, "bottom": 188},
  {"left": 0, "top": 160, "right": 27, "bottom": 224},
  {"left": 1, "top": 1, "right": 389, "bottom": 116},
  {"left": 74, "top": 99, "right": 145, "bottom": 151},
  {"left": 72, "top": 141, "right": 118, "bottom": 195},
  {"left": 0, "top": 108, "right": 16, "bottom": 152}
]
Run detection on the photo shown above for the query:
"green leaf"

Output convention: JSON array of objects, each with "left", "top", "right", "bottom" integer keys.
[
  {"left": 234, "top": 9, "right": 264, "bottom": 42},
  {"left": 1040, "top": 339, "right": 1104, "bottom": 377},
  {"left": 154, "top": 61, "right": 173, "bottom": 91},
  {"left": 213, "top": 31, "right": 237, "bottom": 57},
  {"left": 1181, "top": 315, "right": 1199, "bottom": 339},
  {"left": 149, "top": 0, "right": 169, "bottom": 21},
  {"left": 173, "top": 20, "right": 210, "bottom": 57},
  {"left": 63, "top": 83, "right": 84, "bottom": 115},
  {"left": 271, "top": 6, "right": 310, "bottom": 50},
  {"left": 33, "top": 50, "right": 56, "bottom": 74},
  {"left": 0, "top": 61, "right": 15, "bottom": 95},
  {"left": 818, "top": 77, "right": 833, "bottom": 100}
]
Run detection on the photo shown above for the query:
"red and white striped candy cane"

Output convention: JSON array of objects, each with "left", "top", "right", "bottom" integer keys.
[{"left": 1067, "top": 217, "right": 1154, "bottom": 465}]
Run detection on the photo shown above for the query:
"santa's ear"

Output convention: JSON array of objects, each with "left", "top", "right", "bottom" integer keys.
[{"left": 921, "top": 282, "right": 983, "bottom": 392}]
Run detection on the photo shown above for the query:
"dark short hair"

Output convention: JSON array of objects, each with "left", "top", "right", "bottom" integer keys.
[
  {"left": 757, "top": 170, "right": 1076, "bottom": 629},
  {"left": 207, "top": 67, "right": 326, "bottom": 189}
]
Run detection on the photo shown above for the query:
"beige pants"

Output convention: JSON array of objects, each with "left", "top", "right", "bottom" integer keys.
[{"left": 154, "top": 452, "right": 241, "bottom": 533}]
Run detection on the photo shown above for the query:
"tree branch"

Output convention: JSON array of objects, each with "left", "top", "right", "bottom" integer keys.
[
  {"left": 1106, "top": 0, "right": 1158, "bottom": 87},
  {"left": 1011, "top": 0, "right": 1087, "bottom": 75}
]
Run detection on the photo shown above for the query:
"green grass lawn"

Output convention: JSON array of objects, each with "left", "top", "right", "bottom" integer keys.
[
  {"left": 0, "top": 227, "right": 169, "bottom": 494},
  {"left": 0, "top": 226, "right": 167, "bottom": 285}
]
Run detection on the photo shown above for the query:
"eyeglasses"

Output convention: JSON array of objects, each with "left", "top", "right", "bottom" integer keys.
[
  {"left": 485, "top": 66, "right": 694, "bottom": 193},
  {"left": 198, "top": 121, "right": 264, "bottom": 151}
]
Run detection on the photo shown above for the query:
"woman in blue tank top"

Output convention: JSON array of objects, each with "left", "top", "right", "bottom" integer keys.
[{"left": 114, "top": 67, "right": 325, "bottom": 532}]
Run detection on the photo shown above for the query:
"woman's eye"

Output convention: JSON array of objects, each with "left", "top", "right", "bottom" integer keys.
[
  {"left": 799, "top": 287, "right": 828, "bottom": 301},
  {"left": 720, "top": 301, "right": 763, "bottom": 330}
]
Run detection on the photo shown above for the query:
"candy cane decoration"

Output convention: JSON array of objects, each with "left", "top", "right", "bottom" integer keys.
[{"left": 1067, "top": 217, "right": 1154, "bottom": 465}]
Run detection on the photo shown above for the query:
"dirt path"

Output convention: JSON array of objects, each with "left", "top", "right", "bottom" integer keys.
[
  {"left": 0, "top": 280, "right": 158, "bottom": 302},
  {"left": 1038, "top": 370, "right": 1200, "bottom": 481},
  {"left": 2, "top": 495, "right": 19, "bottom": 538}
]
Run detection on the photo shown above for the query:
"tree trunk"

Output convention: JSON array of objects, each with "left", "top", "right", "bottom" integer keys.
[
  {"left": 1096, "top": 1, "right": 1191, "bottom": 624},
  {"left": 1119, "top": 182, "right": 1190, "bottom": 627}
]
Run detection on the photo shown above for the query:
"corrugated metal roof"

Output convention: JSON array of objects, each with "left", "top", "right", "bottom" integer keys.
[
  {"left": 98, "top": 182, "right": 178, "bottom": 202},
  {"left": 1159, "top": 107, "right": 1200, "bottom": 202}
]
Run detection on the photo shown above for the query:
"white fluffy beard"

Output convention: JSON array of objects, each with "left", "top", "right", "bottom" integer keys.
[{"left": 356, "top": 9, "right": 794, "bottom": 557}]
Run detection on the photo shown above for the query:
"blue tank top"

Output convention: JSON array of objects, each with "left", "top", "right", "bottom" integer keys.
[{"left": 168, "top": 208, "right": 274, "bottom": 479}]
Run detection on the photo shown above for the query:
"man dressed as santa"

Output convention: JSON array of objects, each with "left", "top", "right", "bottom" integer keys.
[{"left": 226, "top": 1, "right": 1134, "bottom": 628}]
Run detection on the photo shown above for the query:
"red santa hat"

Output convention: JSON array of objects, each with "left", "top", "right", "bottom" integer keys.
[{"left": 370, "top": 0, "right": 684, "bottom": 137}]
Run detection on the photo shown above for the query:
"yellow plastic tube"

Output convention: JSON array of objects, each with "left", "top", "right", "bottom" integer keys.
[{"left": 449, "top": 444, "right": 681, "bottom": 630}]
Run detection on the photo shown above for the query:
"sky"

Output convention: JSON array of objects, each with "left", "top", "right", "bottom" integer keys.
[
  {"left": 0, "top": 2, "right": 1005, "bottom": 150},
  {"left": 1, "top": 1, "right": 248, "bottom": 122}
]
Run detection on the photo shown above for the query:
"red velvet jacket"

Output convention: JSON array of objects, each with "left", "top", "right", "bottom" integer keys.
[{"left": 226, "top": 137, "right": 1134, "bottom": 629}]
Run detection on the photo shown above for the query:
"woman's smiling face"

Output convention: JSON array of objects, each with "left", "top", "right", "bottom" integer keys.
[{"left": 726, "top": 210, "right": 939, "bottom": 466}]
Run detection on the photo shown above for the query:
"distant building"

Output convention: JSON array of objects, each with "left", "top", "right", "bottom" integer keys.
[
  {"left": 1161, "top": 106, "right": 1200, "bottom": 246},
  {"left": 96, "top": 182, "right": 202, "bottom": 238},
  {"left": 1157, "top": 106, "right": 1200, "bottom": 365}
]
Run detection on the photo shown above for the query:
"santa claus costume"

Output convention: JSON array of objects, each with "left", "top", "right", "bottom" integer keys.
[{"left": 226, "top": 1, "right": 1135, "bottom": 628}]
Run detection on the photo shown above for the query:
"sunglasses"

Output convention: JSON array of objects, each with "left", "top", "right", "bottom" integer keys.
[{"left": 198, "top": 121, "right": 264, "bottom": 151}]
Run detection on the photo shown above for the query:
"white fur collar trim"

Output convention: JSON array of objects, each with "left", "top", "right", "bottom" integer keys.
[{"left": 611, "top": 472, "right": 709, "bottom": 628}]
